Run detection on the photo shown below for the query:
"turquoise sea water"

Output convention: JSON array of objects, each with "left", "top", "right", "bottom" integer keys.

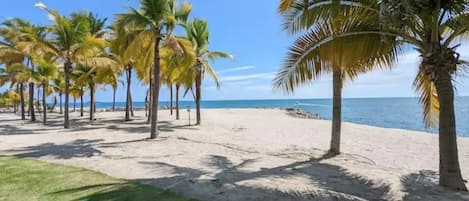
[{"left": 90, "top": 97, "right": 469, "bottom": 137}]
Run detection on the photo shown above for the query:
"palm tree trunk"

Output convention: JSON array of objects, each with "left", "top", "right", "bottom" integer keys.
[
  {"left": 176, "top": 84, "right": 180, "bottom": 120},
  {"left": 435, "top": 69, "right": 467, "bottom": 191},
  {"left": 42, "top": 85, "right": 47, "bottom": 125},
  {"left": 64, "top": 60, "right": 71, "bottom": 128},
  {"left": 73, "top": 98, "right": 76, "bottom": 112},
  {"left": 170, "top": 84, "right": 173, "bottom": 115},
  {"left": 20, "top": 82, "right": 25, "bottom": 120},
  {"left": 59, "top": 92, "right": 63, "bottom": 114},
  {"left": 150, "top": 32, "right": 162, "bottom": 139},
  {"left": 130, "top": 95, "right": 135, "bottom": 117},
  {"left": 145, "top": 88, "right": 149, "bottom": 117},
  {"left": 195, "top": 61, "right": 202, "bottom": 125},
  {"left": 80, "top": 87, "right": 84, "bottom": 117},
  {"left": 112, "top": 88, "right": 116, "bottom": 112},
  {"left": 89, "top": 82, "right": 95, "bottom": 121},
  {"left": 125, "top": 65, "right": 132, "bottom": 121},
  {"left": 329, "top": 70, "right": 343, "bottom": 155},
  {"left": 147, "top": 70, "right": 153, "bottom": 124},
  {"left": 29, "top": 82, "right": 36, "bottom": 122},
  {"left": 14, "top": 84, "right": 19, "bottom": 114}
]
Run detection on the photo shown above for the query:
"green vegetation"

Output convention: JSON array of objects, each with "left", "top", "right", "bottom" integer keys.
[{"left": 0, "top": 157, "right": 197, "bottom": 201}]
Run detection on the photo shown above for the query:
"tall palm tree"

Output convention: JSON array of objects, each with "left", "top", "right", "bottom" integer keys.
[
  {"left": 109, "top": 22, "right": 141, "bottom": 121},
  {"left": 278, "top": 0, "right": 468, "bottom": 191},
  {"left": 116, "top": 0, "right": 192, "bottom": 138},
  {"left": 35, "top": 2, "right": 116, "bottom": 128},
  {"left": 184, "top": 19, "right": 233, "bottom": 125},
  {"left": 276, "top": 3, "right": 398, "bottom": 154}
]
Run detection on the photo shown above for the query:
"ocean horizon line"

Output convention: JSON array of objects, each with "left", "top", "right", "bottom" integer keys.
[{"left": 93, "top": 96, "right": 469, "bottom": 103}]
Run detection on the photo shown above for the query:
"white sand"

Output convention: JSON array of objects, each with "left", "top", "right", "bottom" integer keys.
[{"left": 0, "top": 109, "right": 468, "bottom": 201}]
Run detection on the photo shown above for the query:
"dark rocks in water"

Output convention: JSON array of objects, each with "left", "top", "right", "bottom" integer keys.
[{"left": 285, "top": 108, "right": 323, "bottom": 120}]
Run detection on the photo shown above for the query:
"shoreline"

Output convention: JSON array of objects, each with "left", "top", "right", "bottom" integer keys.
[{"left": 0, "top": 106, "right": 460, "bottom": 137}]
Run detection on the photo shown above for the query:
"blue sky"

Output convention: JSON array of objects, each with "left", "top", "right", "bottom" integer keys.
[{"left": 1, "top": 0, "right": 469, "bottom": 102}]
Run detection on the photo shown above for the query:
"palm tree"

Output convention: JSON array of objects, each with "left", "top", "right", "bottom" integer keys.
[
  {"left": 0, "top": 63, "right": 28, "bottom": 119},
  {"left": 35, "top": 2, "right": 117, "bottom": 128},
  {"left": 52, "top": 78, "right": 64, "bottom": 114},
  {"left": 109, "top": 23, "right": 140, "bottom": 121},
  {"left": 0, "top": 18, "right": 48, "bottom": 122},
  {"left": 34, "top": 58, "right": 58, "bottom": 125},
  {"left": 276, "top": 3, "right": 398, "bottom": 155},
  {"left": 184, "top": 19, "right": 233, "bottom": 125},
  {"left": 74, "top": 62, "right": 118, "bottom": 120},
  {"left": 116, "top": 0, "right": 192, "bottom": 138},
  {"left": 278, "top": 0, "right": 468, "bottom": 191}
]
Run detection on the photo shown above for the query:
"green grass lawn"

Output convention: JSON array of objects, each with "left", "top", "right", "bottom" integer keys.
[{"left": 0, "top": 157, "right": 197, "bottom": 201}]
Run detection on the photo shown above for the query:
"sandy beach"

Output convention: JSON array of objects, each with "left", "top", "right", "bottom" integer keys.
[{"left": 1, "top": 109, "right": 468, "bottom": 201}]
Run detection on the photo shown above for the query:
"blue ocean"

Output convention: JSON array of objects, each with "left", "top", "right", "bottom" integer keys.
[{"left": 90, "top": 97, "right": 469, "bottom": 137}]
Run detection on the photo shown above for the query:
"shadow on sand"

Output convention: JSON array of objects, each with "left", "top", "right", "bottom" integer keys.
[
  {"left": 137, "top": 154, "right": 393, "bottom": 201},
  {"left": 11, "top": 139, "right": 104, "bottom": 159},
  {"left": 0, "top": 114, "right": 198, "bottom": 135}
]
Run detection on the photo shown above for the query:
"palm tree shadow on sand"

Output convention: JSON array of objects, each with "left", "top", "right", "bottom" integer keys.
[
  {"left": 401, "top": 170, "right": 469, "bottom": 201},
  {"left": 136, "top": 153, "right": 394, "bottom": 201},
  {"left": 6, "top": 136, "right": 468, "bottom": 200}
]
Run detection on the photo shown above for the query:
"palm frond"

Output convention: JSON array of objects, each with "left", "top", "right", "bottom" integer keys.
[{"left": 414, "top": 70, "right": 439, "bottom": 127}]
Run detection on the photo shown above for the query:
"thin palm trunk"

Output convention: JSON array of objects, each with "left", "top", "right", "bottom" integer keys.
[
  {"left": 145, "top": 88, "right": 149, "bottom": 117},
  {"left": 170, "top": 84, "right": 173, "bottom": 115},
  {"left": 150, "top": 32, "right": 161, "bottom": 139},
  {"left": 59, "top": 92, "right": 63, "bottom": 114},
  {"left": 20, "top": 82, "right": 25, "bottom": 120},
  {"left": 36, "top": 88, "right": 41, "bottom": 116},
  {"left": 64, "top": 60, "right": 71, "bottom": 128},
  {"left": 435, "top": 68, "right": 467, "bottom": 191},
  {"left": 42, "top": 84, "right": 47, "bottom": 125},
  {"left": 29, "top": 82, "right": 36, "bottom": 122},
  {"left": 14, "top": 84, "right": 19, "bottom": 114},
  {"left": 89, "top": 82, "right": 95, "bottom": 121},
  {"left": 80, "top": 87, "right": 84, "bottom": 117},
  {"left": 195, "top": 61, "right": 202, "bottom": 125},
  {"left": 130, "top": 95, "right": 134, "bottom": 117},
  {"left": 330, "top": 70, "right": 343, "bottom": 155},
  {"left": 73, "top": 98, "right": 76, "bottom": 112},
  {"left": 112, "top": 88, "right": 116, "bottom": 112},
  {"left": 125, "top": 65, "right": 132, "bottom": 121},
  {"left": 176, "top": 84, "right": 180, "bottom": 120}
]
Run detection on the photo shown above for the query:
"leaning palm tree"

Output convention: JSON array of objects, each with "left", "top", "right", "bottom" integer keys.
[
  {"left": 184, "top": 19, "right": 233, "bottom": 125},
  {"left": 278, "top": 0, "right": 468, "bottom": 191},
  {"left": 116, "top": 0, "right": 192, "bottom": 138},
  {"left": 35, "top": 2, "right": 117, "bottom": 128}
]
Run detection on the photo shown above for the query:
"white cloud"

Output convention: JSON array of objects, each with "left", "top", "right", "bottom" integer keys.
[
  {"left": 218, "top": 65, "right": 256, "bottom": 74},
  {"left": 219, "top": 72, "right": 276, "bottom": 82}
]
